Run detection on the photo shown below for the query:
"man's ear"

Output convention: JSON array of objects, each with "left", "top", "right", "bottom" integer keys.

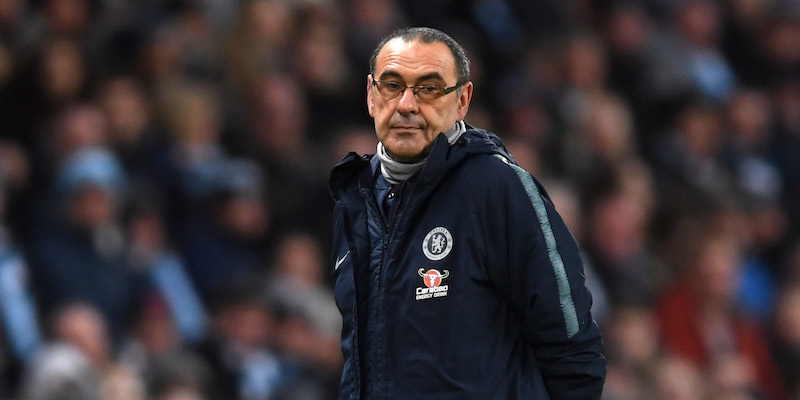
[
  {"left": 367, "top": 74, "right": 375, "bottom": 118},
  {"left": 457, "top": 81, "right": 474, "bottom": 121}
]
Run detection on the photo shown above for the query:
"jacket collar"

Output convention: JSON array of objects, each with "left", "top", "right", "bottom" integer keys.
[{"left": 329, "top": 124, "right": 515, "bottom": 199}]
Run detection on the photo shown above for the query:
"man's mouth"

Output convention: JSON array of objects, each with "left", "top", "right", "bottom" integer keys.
[{"left": 391, "top": 125, "right": 422, "bottom": 130}]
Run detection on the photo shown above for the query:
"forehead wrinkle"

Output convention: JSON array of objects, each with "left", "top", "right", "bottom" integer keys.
[
  {"left": 374, "top": 40, "right": 456, "bottom": 84},
  {"left": 377, "top": 70, "right": 446, "bottom": 84}
]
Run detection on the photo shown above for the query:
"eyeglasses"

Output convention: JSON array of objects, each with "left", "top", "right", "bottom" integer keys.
[{"left": 371, "top": 79, "right": 462, "bottom": 102}]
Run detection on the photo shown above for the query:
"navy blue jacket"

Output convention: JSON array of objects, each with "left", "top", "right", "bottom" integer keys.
[{"left": 329, "top": 127, "right": 605, "bottom": 400}]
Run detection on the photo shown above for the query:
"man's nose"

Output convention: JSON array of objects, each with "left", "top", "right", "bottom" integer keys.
[{"left": 396, "top": 87, "right": 419, "bottom": 114}]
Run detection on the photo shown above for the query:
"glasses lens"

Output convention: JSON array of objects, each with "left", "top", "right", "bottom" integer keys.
[
  {"left": 377, "top": 81, "right": 403, "bottom": 100},
  {"left": 415, "top": 85, "right": 441, "bottom": 101},
  {"left": 374, "top": 80, "right": 454, "bottom": 102}
]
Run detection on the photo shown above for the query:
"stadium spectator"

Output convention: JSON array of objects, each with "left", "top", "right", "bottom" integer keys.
[
  {"left": 29, "top": 147, "right": 146, "bottom": 342},
  {"left": 656, "top": 225, "right": 785, "bottom": 399},
  {"left": 180, "top": 158, "right": 269, "bottom": 303}
]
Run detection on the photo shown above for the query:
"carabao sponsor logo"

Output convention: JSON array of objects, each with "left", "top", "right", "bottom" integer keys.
[{"left": 415, "top": 268, "right": 449, "bottom": 300}]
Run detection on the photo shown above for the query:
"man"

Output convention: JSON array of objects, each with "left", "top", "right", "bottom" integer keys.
[{"left": 329, "top": 27, "right": 605, "bottom": 400}]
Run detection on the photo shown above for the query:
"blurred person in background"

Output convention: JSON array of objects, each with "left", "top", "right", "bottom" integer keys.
[
  {"left": 721, "top": 88, "right": 789, "bottom": 283},
  {"left": 127, "top": 203, "right": 208, "bottom": 345},
  {"left": 0, "top": 145, "right": 41, "bottom": 398},
  {"left": 770, "top": 78, "right": 800, "bottom": 249},
  {"left": 196, "top": 280, "right": 297, "bottom": 400},
  {"left": 270, "top": 231, "right": 327, "bottom": 289},
  {"left": 759, "top": 13, "right": 800, "bottom": 86},
  {"left": 267, "top": 231, "right": 343, "bottom": 397},
  {"left": 674, "top": 0, "right": 736, "bottom": 103},
  {"left": 135, "top": 1, "right": 221, "bottom": 86},
  {"left": 720, "top": 0, "right": 773, "bottom": 87},
  {"left": 498, "top": 96, "right": 553, "bottom": 156},
  {"left": 722, "top": 88, "right": 782, "bottom": 209},
  {"left": 770, "top": 280, "right": 800, "bottom": 398},
  {"left": 601, "top": 305, "right": 662, "bottom": 400},
  {"left": 556, "top": 30, "right": 613, "bottom": 177},
  {"left": 242, "top": 73, "right": 308, "bottom": 172},
  {"left": 236, "top": 72, "right": 330, "bottom": 237},
  {"left": 96, "top": 74, "right": 171, "bottom": 186},
  {"left": 328, "top": 126, "right": 378, "bottom": 168},
  {"left": 223, "top": 0, "right": 295, "bottom": 102},
  {"left": 344, "top": 0, "right": 406, "bottom": 74},
  {"left": 582, "top": 160, "right": 661, "bottom": 307},
  {"left": 117, "top": 293, "right": 212, "bottom": 400},
  {"left": 602, "top": 3, "right": 655, "bottom": 133},
  {"left": 650, "top": 356, "right": 707, "bottom": 400},
  {"left": 146, "top": 349, "right": 212, "bottom": 400},
  {"left": 612, "top": 0, "right": 734, "bottom": 111},
  {"left": 707, "top": 199, "right": 784, "bottom": 325},
  {"left": 561, "top": 93, "right": 639, "bottom": 186},
  {"left": 656, "top": 223, "right": 785, "bottom": 399},
  {"left": 23, "top": 103, "right": 109, "bottom": 240},
  {"left": 0, "top": 0, "right": 24, "bottom": 46},
  {"left": 271, "top": 299, "right": 341, "bottom": 400},
  {"left": 502, "top": 136, "right": 542, "bottom": 178},
  {"left": 29, "top": 147, "right": 147, "bottom": 342},
  {"left": 20, "top": 339, "right": 101, "bottom": 400},
  {"left": 46, "top": 103, "right": 108, "bottom": 165},
  {"left": 653, "top": 100, "right": 732, "bottom": 203},
  {"left": 48, "top": 303, "right": 145, "bottom": 400},
  {"left": 5, "top": 36, "right": 91, "bottom": 153},
  {"left": 156, "top": 80, "right": 228, "bottom": 225},
  {"left": 781, "top": 241, "right": 800, "bottom": 287},
  {"left": 558, "top": 31, "right": 609, "bottom": 118},
  {"left": 21, "top": 302, "right": 144, "bottom": 400},
  {"left": 155, "top": 80, "right": 263, "bottom": 271},
  {"left": 292, "top": 4, "right": 363, "bottom": 138},
  {"left": 330, "top": 27, "right": 604, "bottom": 399},
  {"left": 20, "top": 0, "right": 93, "bottom": 47},
  {"left": 491, "top": 44, "right": 561, "bottom": 156},
  {"left": 181, "top": 158, "right": 269, "bottom": 304},
  {"left": 0, "top": 137, "right": 32, "bottom": 242},
  {"left": 712, "top": 86, "right": 789, "bottom": 320},
  {"left": 164, "top": 2, "right": 221, "bottom": 82}
]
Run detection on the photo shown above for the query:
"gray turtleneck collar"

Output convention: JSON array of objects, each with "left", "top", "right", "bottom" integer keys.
[{"left": 376, "top": 121, "right": 466, "bottom": 185}]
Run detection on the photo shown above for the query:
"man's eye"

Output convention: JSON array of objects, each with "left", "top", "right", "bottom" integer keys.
[
  {"left": 419, "top": 85, "right": 439, "bottom": 94},
  {"left": 383, "top": 82, "right": 402, "bottom": 91}
]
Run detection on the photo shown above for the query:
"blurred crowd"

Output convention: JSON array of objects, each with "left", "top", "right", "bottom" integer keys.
[{"left": 0, "top": 0, "right": 799, "bottom": 399}]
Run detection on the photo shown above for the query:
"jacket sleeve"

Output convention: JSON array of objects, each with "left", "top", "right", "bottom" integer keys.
[{"left": 479, "top": 158, "right": 606, "bottom": 400}]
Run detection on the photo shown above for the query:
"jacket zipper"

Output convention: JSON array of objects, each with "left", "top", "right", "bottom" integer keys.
[
  {"left": 359, "top": 190, "right": 388, "bottom": 400},
  {"left": 378, "top": 182, "right": 415, "bottom": 399},
  {"left": 383, "top": 183, "right": 404, "bottom": 248},
  {"left": 361, "top": 181, "right": 411, "bottom": 400}
]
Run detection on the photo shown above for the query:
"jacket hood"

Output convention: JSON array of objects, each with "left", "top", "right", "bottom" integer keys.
[{"left": 329, "top": 124, "right": 515, "bottom": 199}]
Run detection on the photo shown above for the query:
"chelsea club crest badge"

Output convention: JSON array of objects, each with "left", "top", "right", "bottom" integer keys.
[{"left": 422, "top": 227, "right": 453, "bottom": 261}]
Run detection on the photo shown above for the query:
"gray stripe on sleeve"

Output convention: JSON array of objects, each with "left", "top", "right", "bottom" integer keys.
[{"left": 494, "top": 155, "right": 580, "bottom": 338}]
